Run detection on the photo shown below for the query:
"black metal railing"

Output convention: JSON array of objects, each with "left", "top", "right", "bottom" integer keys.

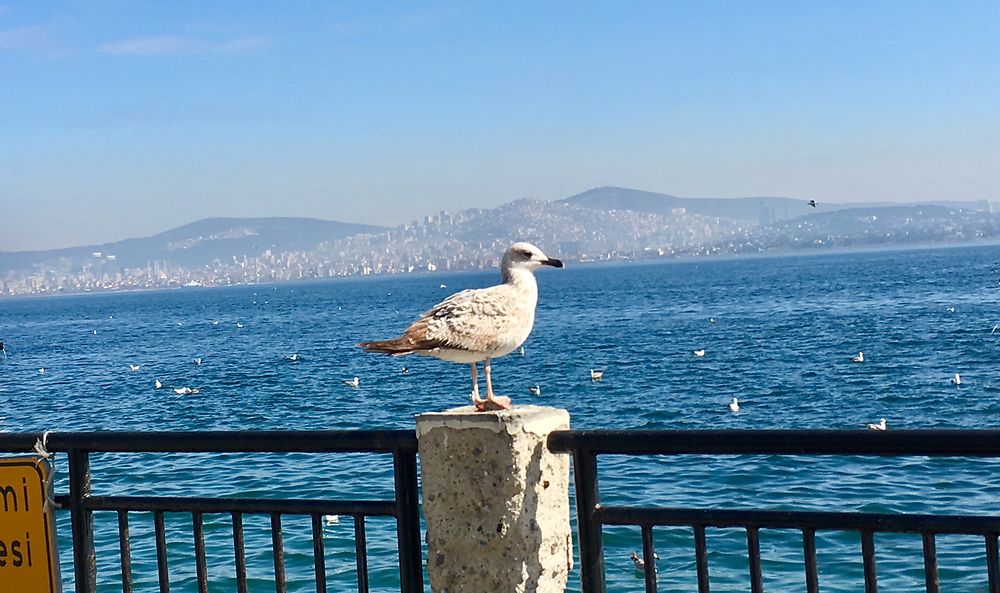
[
  {"left": 548, "top": 428, "right": 1000, "bottom": 593},
  {"left": 0, "top": 431, "right": 423, "bottom": 593}
]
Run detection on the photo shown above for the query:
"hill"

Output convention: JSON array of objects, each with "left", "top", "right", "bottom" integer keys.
[{"left": 0, "top": 217, "right": 385, "bottom": 272}]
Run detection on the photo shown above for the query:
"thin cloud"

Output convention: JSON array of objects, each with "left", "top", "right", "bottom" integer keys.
[
  {"left": 0, "top": 25, "right": 58, "bottom": 52},
  {"left": 98, "top": 35, "right": 272, "bottom": 56}
]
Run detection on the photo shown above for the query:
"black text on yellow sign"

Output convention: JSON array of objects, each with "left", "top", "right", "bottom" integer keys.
[{"left": 0, "top": 457, "right": 60, "bottom": 593}]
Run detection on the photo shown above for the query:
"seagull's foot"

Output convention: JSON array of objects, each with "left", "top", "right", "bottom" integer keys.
[{"left": 476, "top": 395, "right": 512, "bottom": 412}]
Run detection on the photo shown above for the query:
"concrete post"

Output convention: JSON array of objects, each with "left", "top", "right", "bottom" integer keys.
[{"left": 416, "top": 405, "right": 573, "bottom": 593}]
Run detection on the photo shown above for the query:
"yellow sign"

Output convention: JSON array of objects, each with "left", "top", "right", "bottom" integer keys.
[{"left": 0, "top": 457, "right": 60, "bottom": 593}]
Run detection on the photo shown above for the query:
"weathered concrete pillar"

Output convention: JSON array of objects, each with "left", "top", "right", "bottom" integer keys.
[{"left": 416, "top": 405, "right": 572, "bottom": 593}]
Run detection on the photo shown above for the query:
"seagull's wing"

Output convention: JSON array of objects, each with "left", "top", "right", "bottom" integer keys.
[{"left": 414, "top": 285, "right": 525, "bottom": 351}]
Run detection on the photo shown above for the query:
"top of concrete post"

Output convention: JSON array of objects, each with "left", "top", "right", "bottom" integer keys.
[{"left": 415, "top": 404, "right": 569, "bottom": 439}]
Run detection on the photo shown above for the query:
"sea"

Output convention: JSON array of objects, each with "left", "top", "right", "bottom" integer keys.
[{"left": 2, "top": 243, "right": 1000, "bottom": 593}]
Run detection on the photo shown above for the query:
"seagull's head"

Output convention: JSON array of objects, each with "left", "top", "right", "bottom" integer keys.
[{"left": 503, "top": 242, "right": 564, "bottom": 275}]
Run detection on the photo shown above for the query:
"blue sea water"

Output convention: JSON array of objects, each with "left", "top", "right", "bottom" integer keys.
[{"left": 2, "top": 244, "right": 1000, "bottom": 592}]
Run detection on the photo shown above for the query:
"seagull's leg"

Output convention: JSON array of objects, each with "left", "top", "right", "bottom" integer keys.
[
  {"left": 470, "top": 363, "right": 486, "bottom": 407},
  {"left": 479, "top": 357, "right": 511, "bottom": 411}
]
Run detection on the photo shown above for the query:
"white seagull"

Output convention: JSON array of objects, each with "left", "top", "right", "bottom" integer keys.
[
  {"left": 951, "top": 373, "right": 962, "bottom": 386},
  {"left": 693, "top": 349, "right": 706, "bottom": 357},
  {"left": 323, "top": 514, "right": 340, "bottom": 525},
  {"left": 729, "top": 397, "right": 740, "bottom": 412},
  {"left": 360, "top": 242, "right": 563, "bottom": 411},
  {"left": 193, "top": 357, "right": 202, "bottom": 365},
  {"left": 173, "top": 387, "right": 200, "bottom": 395},
  {"left": 851, "top": 352, "right": 865, "bottom": 363},
  {"left": 528, "top": 385, "right": 541, "bottom": 396},
  {"left": 129, "top": 364, "right": 141, "bottom": 372},
  {"left": 343, "top": 377, "right": 360, "bottom": 388},
  {"left": 154, "top": 379, "right": 162, "bottom": 389},
  {"left": 866, "top": 418, "right": 887, "bottom": 430},
  {"left": 590, "top": 369, "right": 604, "bottom": 381}
]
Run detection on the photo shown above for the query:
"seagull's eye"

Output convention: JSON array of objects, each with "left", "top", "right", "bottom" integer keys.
[{"left": 521, "top": 250, "right": 533, "bottom": 258}]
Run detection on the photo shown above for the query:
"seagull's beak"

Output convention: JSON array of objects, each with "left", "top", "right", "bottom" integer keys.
[{"left": 542, "top": 257, "right": 564, "bottom": 268}]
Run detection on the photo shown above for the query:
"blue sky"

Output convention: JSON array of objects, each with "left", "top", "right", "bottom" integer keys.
[{"left": 1, "top": 1, "right": 998, "bottom": 251}]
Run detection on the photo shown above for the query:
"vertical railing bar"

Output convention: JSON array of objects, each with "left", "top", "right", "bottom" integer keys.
[
  {"left": 355, "top": 515, "right": 370, "bottom": 593},
  {"left": 694, "top": 525, "right": 710, "bottom": 593},
  {"left": 986, "top": 532, "right": 1000, "bottom": 593},
  {"left": 68, "top": 449, "right": 96, "bottom": 593},
  {"left": 271, "top": 513, "right": 287, "bottom": 593},
  {"left": 117, "top": 510, "right": 133, "bottom": 593},
  {"left": 641, "top": 523, "right": 658, "bottom": 593},
  {"left": 861, "top": 530, "right": 878, "bottom": 593},
  {"left": 393, "top": 449, "right": 424, "bottom": 593},
  {"left": 154, "top": 510, "right": 170, "bottom": 593},
  {"left": 573, "top": 450, "right": 606, "bottom": 593},
  {"left": 802, "top": 528, "right": 819, "bottom": 593},
  {"left": 922, "top": 532, "right": 939, "bottom": 593},
  {"left": 746, "top": 526, "right": 764, "bottom": 593},
  {"left": 193, "top": 512, "right": 208, "bottom": 593},
  {"left": 232, "top": 512, "right": 249, "bottom": 593},
  {"left": 311, "top": 514, "right": 328, "bottom": 593}
]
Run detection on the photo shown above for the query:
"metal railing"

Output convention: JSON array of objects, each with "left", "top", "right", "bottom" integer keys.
[
  {"left": 0, "top": 431, "right": 423, "bottom": 593},
  {"left": 548, "top": 428, "right": 1000, "bottom": 593}
]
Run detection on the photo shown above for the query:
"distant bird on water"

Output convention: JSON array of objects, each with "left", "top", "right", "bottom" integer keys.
[
  {"left": 173, "top": 387, "right": 199, "bottom": 395},
  {"left": 154, "top": 379, "right": 162, "bottom": 389},
  {"left": 951, "top": 373, "right": 962, "bottom": 386},
  {"left": 630, "top": 551, "right": 659, "bottom": 573},
  {"left": 693, "top": 349, "right": 706, "bottom": 357},
  {"left": 0, "top": 340, "right": 6, "bottom": 359},
  {"left": 528, "top": 385, "right": 541, "bottom": 396},
  {"left": 193, "top": 357, "right": 202, "bottom": 365},
  {"left": 729, "top": 397, "right": 740, "bottom": 412},
  {"left": 851, "top": 352, "right": 865, "bottom": 363},
  {"left": 808, "top": 200, "right": 817, "bottom": 208},
  {"left": 343, "top": 377, "right": 360, "bottom": 388},
  {"left": 129, "top": 364, "right": 141, "bottom": 372},
  {"left": 359, "top": 242, "right": 563, "bottom": 411},
  {"left": 866, "top": 418, "right": 887, "bottom": 431},
  {"left": 590, "top": 369, "right": 604, "bottom": 381}
]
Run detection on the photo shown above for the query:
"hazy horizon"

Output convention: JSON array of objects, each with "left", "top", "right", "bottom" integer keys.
[{"left": 2, "top": 2, "right": 998, "bottom": 251}]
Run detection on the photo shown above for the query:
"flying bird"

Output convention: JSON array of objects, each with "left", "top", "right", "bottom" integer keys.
[
  {"left": 808, "top": 200, "right": 817, "bottom": 208},
  {"left": 359, "top": 242, "right": 563, "bottom": 411}
]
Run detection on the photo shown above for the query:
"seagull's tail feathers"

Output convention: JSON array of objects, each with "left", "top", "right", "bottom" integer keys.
[{"left": 358, "top": 338, "right": 418, "bottom": 356}]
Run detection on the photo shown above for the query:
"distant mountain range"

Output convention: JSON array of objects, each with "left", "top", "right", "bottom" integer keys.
[{"left": 2, "top": 188, "right": 998, "bottom": 293}]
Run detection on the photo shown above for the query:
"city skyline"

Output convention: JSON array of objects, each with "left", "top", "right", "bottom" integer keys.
[{"left": 2, "top": 1, "right": 999, "bottom": 251}]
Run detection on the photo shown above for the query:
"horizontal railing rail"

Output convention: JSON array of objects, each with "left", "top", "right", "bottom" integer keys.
[
  {"left": 0, "top": 430, "right": 423, "bottom": 593},
  {"left": 548, "top": 429, "right": 1000, "bottom": 593}
]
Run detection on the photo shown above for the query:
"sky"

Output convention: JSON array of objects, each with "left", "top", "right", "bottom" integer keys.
[{"left": 1, "top": 1, "right": 998, "bottom": 251}]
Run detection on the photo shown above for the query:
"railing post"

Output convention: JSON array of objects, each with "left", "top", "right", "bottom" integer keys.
[
  {"left": 573, "top": 448, "right": 605, "bottom": 593},
  {"left": 416, "top": 405, "right": 572, "bottom": 593},
  {"left": 68, "top": 449, "right": 96, "bottom": 593},
  {"left": 393, "top": 448, "right": 424, "bottom": 593}
]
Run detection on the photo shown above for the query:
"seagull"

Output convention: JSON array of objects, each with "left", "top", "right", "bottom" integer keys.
[
  {"left": 590, "top": 369, "right": 604, "bottom": 381},
  {"left": 992, "top": 323, "right": 999, "bottom": 334},
  {"left": 154, "top": 379, "right": 162, "bottom": 389},
  {"left": 211, "top": 320, "right": 220, "bottom": 326},
  {"left": 400, "top": 366, "right": 409, "bottom": 374},
  {"left": 0, "top": 340, "right": 6, "bottom": 359},
  {"left": 519, "top": 346, "right": 526, "bottom": 357},
  {"left": 288, "top": 353, "right": 299, "bottom": 361},
  {"left": 630, "top": 551, "right": 659, "bottom": 573},
  {"left": 808, "top": 199, "right": 817, "bottom": 208},
  {"left": 193, "top": 357, "right": 202, "bottom": 365},
  {"left": 359, "top": 242, "right": 563, "bottom": 411},
  {"left": 173, "top": 387, "right": 200, "bottom": 395},
  {"left": 324, "top": 514, "right": 340, "bottom": 525},
  {"left": 851, "top": 352, "right": 865, "bottom": 363},
  {"left": 729, "top": 397, "right": 740, "bottom": 412},
  {"left": 947, "top": 306, "right": 956, "bottom": 313},
  {"left": 236, "top": 323, "right": 244, "bottom": 328},
  {"left": 693, "top": 349, "right": 706, "bottom": 357},
  {"left": 528, "top": 385, "right": 541, "bottom": 396},
  {"left": 129, "top": 364, "right": 141, "bottom": 372},
  {"left": 866, "top": 418, "right": 887, "bottom": 430},
  {"left": 38, "top": 367, "right": 45, "bottom": 374},
  {"left": 343, "top": 377, "right": 360, "bottom": 388},
  {"left": 951, "top": 373, "right": 962, "bottom": 385},
  {"left": 709, "top": 318, "right": 716, "bottom": 324},
  {"left": 439, "top": 284, "right": 447, "bottom": 288}
]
